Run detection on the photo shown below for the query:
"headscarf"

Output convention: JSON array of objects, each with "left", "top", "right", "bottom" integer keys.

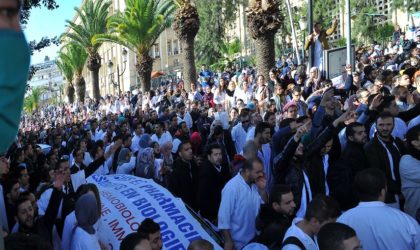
[
  {"left": 75, "top": 193, "right": 99, "bottom": 235},
  {"left": 160, "top": 141, "right": 173, "bottom": 156},
  {"left": 190, "top": 132, "right": 202, "bottom": 155},
  {"left": 138, "top": 134, "right": 151, "bottom": 150},
  {"left": 117, "top": 147, "right": 130, "bottom": 165},
  {"left": 135, "top": 148, "right": 155, "bottom": 179}
]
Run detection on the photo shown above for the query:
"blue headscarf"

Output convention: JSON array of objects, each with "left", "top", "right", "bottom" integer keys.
[
  {"left": 75, "top": 193, "right": 99, "bottom": 235},
  {"left": 139, "top": 134, "right": 151, "bottom": 150}
]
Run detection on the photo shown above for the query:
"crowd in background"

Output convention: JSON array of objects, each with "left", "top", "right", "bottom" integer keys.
[{"left": 1, "top": 22, "right": 420, "bottom": 250}]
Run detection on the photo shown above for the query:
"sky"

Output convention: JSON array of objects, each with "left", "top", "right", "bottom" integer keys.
[{"left": 24, "top": 0, "right": 83, "bottom": 65}]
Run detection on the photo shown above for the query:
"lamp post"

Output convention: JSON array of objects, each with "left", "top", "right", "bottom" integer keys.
[
  {"left": 299, "top": 17, "right": 307, "bottom": 64},
  {"left": 107, "top": 48, "right": 128, "bottom": 96}
]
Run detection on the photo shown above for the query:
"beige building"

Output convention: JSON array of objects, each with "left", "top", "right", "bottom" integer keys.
[{"left": 67, "top": 0, "right": 182, "bottom": 98}]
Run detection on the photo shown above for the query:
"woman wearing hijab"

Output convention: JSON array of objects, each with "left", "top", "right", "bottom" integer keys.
[
  {"left": 303, "top": 67, "right": 322, "bottom": 99},
  {"left": 62, "top": 184, "right": 101, "bottom": 250},
  {"left": 116, "top": 148, "right": 136, "bottom": 174},
  {"left": 138, "top": 134, "right": 152, "bottom": 153},
  {"left": 135, "top": 148, "right": 155, "bottom": 179},
  {"left": 71, "top": 193, "right": 100, "bottom": 250}
]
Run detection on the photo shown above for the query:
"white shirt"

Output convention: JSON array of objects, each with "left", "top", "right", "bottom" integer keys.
[
  {"left": 177, "top": 112, "right": 193, "bottom": 129},
  {"left": 408, "top": 116, "right": 420, "bottom": 130},
  {"left": 258, "top": 143, "right": 272, "bottom": 192},
  {"left": 131, "top": 134, "right": 142, "bottom": 153},
  {"left": 151, "top": 131, "right": 173, "bottom": 146},
  {"left": 71, "top": 227, "right": 101, "bottom": 250},
  {"left": 337, "top": 201, "right": 420, "bottom": 250},
  {"left": 63, "top": 212, "right": 102, "bottom": 250},
  {"left": 282, "top": 218, "right": 319, "bottom": 250},
  {"left": 369, "top": 117, "right": 407, "bottom": 141},
  {"left": 231, "top": 123, "right": 254, "bottom": 153},
  {"left": 218, "top": 173, "right": 263, "bottom": 250},
  {"left": 116, "top": 156, "right": 137, "bottom": 174}
]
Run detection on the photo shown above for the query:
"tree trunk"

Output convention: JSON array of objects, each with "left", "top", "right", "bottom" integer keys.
[
  {"left": 87, "top": 53, "right": 101, "bottom": 101},
  {"left": 136, "top": 53, "right": 153, "bottom": 93},
  {"left": 75, "top": 76, "right": 86, "bottom": 102},
  {"left": 181, "top": 36, "right": 197, "bottom": 92},
  {"left": 255, "top": 34, "right": 275, "bottom": 80},
  {"left": 66, "top": 83, "right": 75, "bottom": 104}
]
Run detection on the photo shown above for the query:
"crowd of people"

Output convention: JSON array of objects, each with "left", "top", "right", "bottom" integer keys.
[{"left": 2, "top": 7, "right": 420, "bottom": 250}]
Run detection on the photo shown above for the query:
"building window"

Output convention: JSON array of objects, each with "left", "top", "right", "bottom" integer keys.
[
  {"left": 167, "top": 40, "right": 172, "bottom": 56},
  {"left": 154, "top": 44, "right": 160, "bottom": 58},
  {"left": 173, "top": 39, "right": 179, "bottom": 55}
]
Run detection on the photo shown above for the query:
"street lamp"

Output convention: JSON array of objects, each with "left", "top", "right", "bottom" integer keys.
[
  {"left": 299, "top": 17, "right": 307, "bottom": 63},
  {"left": 108, "top": 48, "right": 128, "bottom": 96}
]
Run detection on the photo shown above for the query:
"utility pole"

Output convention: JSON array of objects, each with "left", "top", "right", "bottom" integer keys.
[
  {"left": 346, "top": 0, "right": 351, "bottom": 65},
  {"left": 308, "top": 0, "right": 313, "bottom": 69},
  {"left": 286, "top": 0, "right": 301, "bottom": 65}
]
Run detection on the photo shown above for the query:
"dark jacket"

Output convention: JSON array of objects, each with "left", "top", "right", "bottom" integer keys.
[
  {"left": 273, "top": 124, "right": 339, "bottom": 210},
  {"left": 197, "top": 159, "right": 230, "bottom": 222},
  {"left": 328, "top": 141, "right": 368, "bottom": 210},
  {"left": 255, "top": 204, "right": 291, "bottom": 247},
  {"left": 167, "top": 158, "right": 199, "bottom": 211},
  {"left": 364, "top": 135, "right": 404, "bottom": 203}
]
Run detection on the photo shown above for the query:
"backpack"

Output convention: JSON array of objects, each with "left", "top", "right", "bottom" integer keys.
[{"left": 281, "top": 236, "right": 306, "bottom": 250}]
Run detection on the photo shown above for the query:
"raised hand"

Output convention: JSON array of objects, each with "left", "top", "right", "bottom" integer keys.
[{"left": 369, "top": 94, "right": 383, "bottom": 111}]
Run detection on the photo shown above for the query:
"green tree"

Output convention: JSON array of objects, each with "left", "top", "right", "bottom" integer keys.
[
  {"left": 173, "top": 0, "right": 200, "bottom": 91},
  {"left": 246, "top": 0, "right": 283, "bottom": 79},
  {"left": 66, "top": 0, "right": 111, "bottom": 101},
  {"left": 211, "top": 38, "right": 242, "bottom": 71},
  {"left": 195, "top": 0, "right": 242, "bottom": 67},
  {"left": 23, "top": 86, "right": 46, "bottom": 113},
  {"left": 95, "top": 0, "right": 175, "bottom": 93},
  {"left": 56, "top": 57, "right": 75, "bottom": 104},
  {"left": 58, "top": 43, "right": 88, "bottom": 102}
]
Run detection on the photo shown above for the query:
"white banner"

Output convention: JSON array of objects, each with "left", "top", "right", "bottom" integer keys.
[{"left": 87, "top": 174, "right": 222, "bottom": 250}]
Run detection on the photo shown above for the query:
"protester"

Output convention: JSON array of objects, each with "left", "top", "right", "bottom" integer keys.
[
  {"left": 337, "top": 168, "right": 420, "bottom": 250},
  {"left": 218, "top": 158, "right": 268, "bottom": 250},
  {"left": 281, "top": 195, "right": 340, "bottom": 250},
  {"left": 1, "top": 14, "right": 420, "bottom": 250},
  {"left": 317, "top": 222, "right": 362, "bottom": 250}
]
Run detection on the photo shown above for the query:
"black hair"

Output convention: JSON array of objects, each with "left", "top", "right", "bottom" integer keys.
[
  {"left": 318, "top": 223, "right": 357, "bottom": 250},
  {"left": 279, "top": 118, "right": 295, "bottom": 128},
  {"left": 242, "top": 157, "right": 263, "bottom": 171},
  {"left": 177, "top": 140, "right": 191, "bottom": 154},
  {"left": 406, "top": 124, "right": 420, "bottom": 152},
  {"left": 3, "top": 178, "right": 19, "bottom": 194},
  {"left": 15, "top": 195, "right": 31, "bottom": 211},
  {"left": 120, "top": 232, "right": 148, "bottom": 250},
  {"left": 255, "top": 122, "right": 271, "bottom": 138},
  {"left": 345, "top": 122, "right": 364, "bottom": 139},
  {"left": 188, "top": 239, "right": 214, "bottom": 250},
  {"left": 269, "top": 184, "right": 292, "bottom": 204},
  {"left": 375, "top": 111, "right": 394, "bottom": 124},
  {"left": 205, "top": 143, "right": 222, "bottom": 157},
  {"left": 263, "top": 111, "right": 275, "bottom": 122},
  {"left": 138, "top": 218, "right": 160, "bottom": 238},
  {"left": 304, "top": 195, "right": 341, "bottom": 223},
  {"left": 354, "top": 168, "right": 387, "bottom": 201}
]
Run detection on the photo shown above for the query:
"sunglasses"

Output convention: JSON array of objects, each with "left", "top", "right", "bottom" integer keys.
[{"left": 242, "top": 120, "right": 250, "bottom": 123}]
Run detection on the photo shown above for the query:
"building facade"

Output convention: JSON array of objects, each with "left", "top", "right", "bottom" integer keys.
[
  {"left": 69, "top": 0, "right": 183, "bottom": 98},
  {"left": 28, "top": 56, "right": 64, "bottom": 102}
]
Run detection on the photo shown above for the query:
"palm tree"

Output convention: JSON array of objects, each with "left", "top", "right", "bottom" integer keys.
[
  {"left": 56, "top": 58, "right": 75, "bottom": 103},
  {"left": 66, "top": 0, "right": 111, "bottom": 101},
  {"left": 211, "top": 38, "right": 241, "bottom": 71},
  {"left": 172, "top": 0, "right": 199, "bottom": 91},
  {"left": 24, "top": 87, "right": 46, "bottom": 113},
  {"left": 95, "top": 0, "right": 175, "bottom": 93},
  {"left": 246, "top": 0, "right": 283, "bottom": 79},
  {"left": 59, "top": 43, "right": 88, "bottom": 102}
]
